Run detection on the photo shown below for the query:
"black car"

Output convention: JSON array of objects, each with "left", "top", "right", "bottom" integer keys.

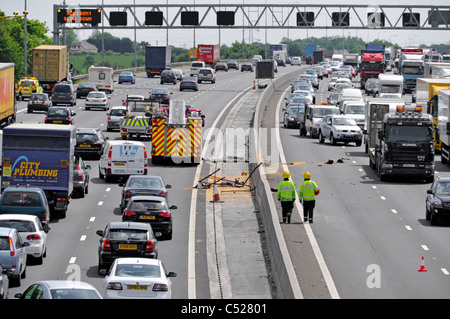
[
  {"left": 283, "top": 103, "right": 304, "bottom": 128},
  {"left": 160, "top": 70, "right": 177, "bottom": 85},
  {"left": 73, "top": 156, "right": 90, "bottom": 198},
  {"left": 51, "top": 83, "right": 77, "bottom": 106},
  {"left": 241, "top": 62, "right": 253, "bottom": 72},
  {"left": 27, "top": 93, "right": 52, "bottom": 113},
  {"left": 149, "top": 88, "right": 172, "bottom": 105},
  {"left": 119, "top": 175, "right": 172, "bottom": 212},
  {"left": 75, "top": 128, "right": 108, "bottom": 159},
  {"left": 44, "top": 106, "right": 76, "bottom": 125},
  {"left": 426, "top": 177, "right": 450, "bottom": 225},
  {"left": 76, "top": 82, "right": 97, "bottom": 99},
  {"left": 96, "top": 222, "right": 158, "bottom": 274},
  {"left": 227, "top": 60, "right": 239, "bottom": 70},
  {"left": 122, "top": 196, "right": 177, "bottom": 240}
]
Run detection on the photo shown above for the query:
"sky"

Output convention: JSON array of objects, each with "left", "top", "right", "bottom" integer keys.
[{"left": 2, "top": 0, "right": 450, "bottom": 49}]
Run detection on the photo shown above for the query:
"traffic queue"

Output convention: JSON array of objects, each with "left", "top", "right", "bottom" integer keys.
[
  {"left": 284, "top": 48, "right": 450, "bottom": 227},
  {"left": 0, "top": 65, "right": 211, "bottom": 299}
]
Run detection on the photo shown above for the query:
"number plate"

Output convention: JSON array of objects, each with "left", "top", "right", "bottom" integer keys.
[
  {"left": 118, "top": 244, "right": 137, "bottom": 250},
  {"left": 93, "top": 100, "right": 99, "bottom": 103},
  {"left": 403, "top": 164, "right": 415, "bottom": 167},
  {"left": 140, "top": 215, "right": 155, "bottom": 220},
  {"left": 114, "top": 162, "right": 126, "bottom": 166},
  {"left": 53, "top": 120, "right": 62, "bottom": 123},
  {"left": 128, "top": 285, "right": 148, "bottom": 290},
  {"left": 79, "top": 144, "right": 90, "bottom": 148}
]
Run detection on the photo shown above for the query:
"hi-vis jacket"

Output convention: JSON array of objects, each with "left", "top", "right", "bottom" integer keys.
[
  {"left": 277, "top": 180, "right": 296, "bottom": 201},
  {"left": 298, "top": 180, "right": 320, "bottom": 202}
]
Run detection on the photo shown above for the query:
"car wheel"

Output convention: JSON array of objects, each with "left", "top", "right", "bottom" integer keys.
[
  {"left": 430, "top": 211, "right": 439, "bottom": 225},
  {"left": 330, "top": 133, "right": 336, "bottom": 145},
  {"left": 319, "top": 131, "right": 325, "bottom": 143}
]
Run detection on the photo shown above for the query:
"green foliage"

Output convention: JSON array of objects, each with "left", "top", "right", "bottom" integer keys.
[{"left": 0, "top": 10, "right": 52, "bottom": 81}]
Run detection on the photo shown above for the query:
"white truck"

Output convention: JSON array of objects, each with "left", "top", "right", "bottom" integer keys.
[
  {"left": 437, "top": 90, "right": 450, "bottom": 164},
  {"left": 376, "top": 74, "right": 404, "bottom": 99},
  {"left": 88, "top": 66, "right": 114, "bottom": 93},
  {"left": 341, "top": 101, "right": 366, "bottom": 129},
  {"left": 273, "top": 50, "right": 287, "bottom": 67}
]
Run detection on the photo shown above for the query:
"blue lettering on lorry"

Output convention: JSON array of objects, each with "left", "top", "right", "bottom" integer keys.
[{"left": 1, "top": 123, "right": 75, "bottom": 218}]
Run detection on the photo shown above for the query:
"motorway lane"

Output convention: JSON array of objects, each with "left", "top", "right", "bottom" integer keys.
[
  {"left": 6, "top": 65, "right": 296, "bottom": 298},
  {"left": 278, "top": 71, "right": 450, "bottom": 298}
]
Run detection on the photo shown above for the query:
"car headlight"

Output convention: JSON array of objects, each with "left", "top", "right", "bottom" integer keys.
[{"left": 432, "top": 197, "right": 443, "bottom": 208}]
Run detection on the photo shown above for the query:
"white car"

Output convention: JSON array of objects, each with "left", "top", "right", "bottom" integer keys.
[
  {"left": 0, "top": 214, "right": 49, "bottom": 264},
  {"left": 318, "top": 114, "right": 363, "bottom": 146},
  {"left": 85, "top": 91, "right": 110, "bottom": 111},
  {"left": 15, "top": 280, "right": 102, "bottom": 299},
  {"left": 292, "top": 89, "right": 313, "bottom": 104},
  {"left": 291, "top": 56, "right": 302, "bottom": 65},
  {"left": 101, "top": 258, "right": 177, "bottom": 299}
]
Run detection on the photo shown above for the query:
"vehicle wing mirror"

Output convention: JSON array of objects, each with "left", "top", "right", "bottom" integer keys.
[
  {"left": 96, "top": 230, "right": 104, "bottom": 237},
  {"left": 170, "top": 205, "right": 177, "bottom": 210},
  {"left": 427, "top": 189, "right": 433, "bottom": 194}
]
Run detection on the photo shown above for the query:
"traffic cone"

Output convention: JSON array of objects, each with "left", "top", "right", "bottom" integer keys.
[
  {"left": 210, "top": 179, "right": 223, "bottom": 203},
  {"left": 418, "top": 256, "right": 427, "bottom": 272}
]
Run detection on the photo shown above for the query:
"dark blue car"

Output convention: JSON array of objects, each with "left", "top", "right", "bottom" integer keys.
[
  {"left": 179, "top": 77, "right": 198, "bottom": 91},
  {"left": 118, "top": 71, "right": 136, "bottom": 84}
]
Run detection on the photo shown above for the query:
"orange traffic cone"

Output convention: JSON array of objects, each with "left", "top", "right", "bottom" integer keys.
[
  {"left": 418, "top": 256, "right": 427, "bottom": 272},
  {"left": 211, "top": 179, "right": 223, "bottom": 203}
]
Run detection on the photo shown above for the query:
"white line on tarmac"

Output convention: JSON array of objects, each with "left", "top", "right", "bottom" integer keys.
[{"left": 275, "top": 85, "right": 340, "bottom": 299}]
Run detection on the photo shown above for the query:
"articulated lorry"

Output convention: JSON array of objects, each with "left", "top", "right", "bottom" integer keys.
[
  {"left": 376, "top": 74, "right": 404, "bottom": 99},
  {"left": 0, "top": 63, "right": 17, "bottom": 128},
  {"left": 360, "top": 45, "right": 385, "bottom": 87},
  {"left": 32, "top": 45, "right": 69, "bottom": 93},
  {"left": 1, "top": 124, "right": 76, "bottom": 218},
  {"left": 416, "top": 78, "right": 450, "bottom": 151},
  {"left": 399, "top": 47, "right": 424, "bottom": 92},
  {"left": 365, "top": 99, "right": 434, "bottom": 182},
  {"left": 437, "top": 90, "right": 450, "bottom": 164},
  {"left": 145, "top": 46, "right": 172, "bottom": 78},
  {"left": 197, "top": 44, "right": 220, "bottom": 68}
]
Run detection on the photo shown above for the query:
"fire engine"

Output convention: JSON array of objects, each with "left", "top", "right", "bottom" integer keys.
[{"left": 151, "top": 99, "right": 205, "bottom": 164}]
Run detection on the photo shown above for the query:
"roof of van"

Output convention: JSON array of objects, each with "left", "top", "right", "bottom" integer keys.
[{"left": 341, "top": 88, "right": 362, "bottom": 96}]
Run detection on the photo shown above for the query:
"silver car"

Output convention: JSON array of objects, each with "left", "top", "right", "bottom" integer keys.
[
  {"left": 107, "top": 106, "right": 128, "bottom": 131},
  {"left": 14, "top": 280, "right": 103, "bottom": 299},
  {"left": 85, "top": 91, "right": 110, "bottom": 111},
  {"left": 0, "top": 227, "right": 29, "bottom": 287},
  {"left": 0, "top": 215, "right": 49, "bottom": 265}
]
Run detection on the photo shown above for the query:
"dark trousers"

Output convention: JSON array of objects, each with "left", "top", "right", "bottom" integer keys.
[
  {"left": 303, "top": 200, "right": 315, "bottom": 220},
  {"left": 281, "top": 200, "right": 294, "bottom": 221}
]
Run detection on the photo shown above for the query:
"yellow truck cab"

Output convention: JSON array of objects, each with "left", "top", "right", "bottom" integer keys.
[{"left": 16, "top": 77, "right": 43, "bottom": 100}]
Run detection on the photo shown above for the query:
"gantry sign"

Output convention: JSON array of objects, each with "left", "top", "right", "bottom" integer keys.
[{"left": 53, "top": 4, "right": 450, "bottom": 42}]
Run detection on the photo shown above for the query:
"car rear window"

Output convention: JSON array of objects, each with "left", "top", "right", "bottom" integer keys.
[
  {"left": 2, "top": 192, "right": 41, "bottom": 207},
  {"left": 192, "top": 63, "right": 204, "bottom": 68},
  {"left": 129, "top": 200, "right": 165, "bottom": 211},
  {"left": 0, "top": 220, "right": 36, "bottom": 232},
  {"left": 0, "top": 236, "right": 10, "bottom": 250},
  {"left": 48, "top": 108, "right": 68, "bottom": 116},
  {"left": 129, "top": 178, "right": 162, "bottom": 188},
  {"left": 110, "top": 109, "right": 127, "bottom": 116},
  {"left": 54, "top": 85, "right": 71, "bottom": 93},
  {"left": 87, "top": 92, "right": 105, "bottom": 98},
  {"left": 115, "top": 264, "right": 161, "bottom": 278},
  {"left": 108, "top": 228, "right": 147, "bottom": 240},
  {"left": 76, "top": 133, "right": 97, "bottom": 142},
  {"left": 31, "top": 94, "right": 47, "bottom": 101}
]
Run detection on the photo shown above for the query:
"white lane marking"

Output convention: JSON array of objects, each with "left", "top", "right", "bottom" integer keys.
[
  {"left": 442, "top": 268, "right": 449, "bottom": 275},
  {"left": 380, "top": 196, "right": 386, "bottom": 200},
  {"left": 80, "top": 235, "right": 87, "bottom": 241},
  {"left": 275, "top": 85, "right": 337, "bottom": 299},
  {"left": 391, "top": 209, "right": 398, "bottom": 214},
  {"left": 89, "top": 217, "right": 95, "bottom": 222},
  {"left": 405, "top": 225, "right": 412, "bottom": 231},
  {"left": 188, "top": 82, "right": 254, "bottom": 299},
  {"left": 98, "top": 201, "right": 103, "bottom": 206},
  {"left": 421, "top": 245, "right": 429, "bottom": 251},
  {"left": 69, "top": 257, "right": 76, "bottom": 264}
]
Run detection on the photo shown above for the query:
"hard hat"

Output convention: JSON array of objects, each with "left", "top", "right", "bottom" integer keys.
[
  {"left": 283, "top": 171, "right": 290, "bottom": 179},
  {"left": 304, "top": 171, "right": 311, "bottom": 179}
]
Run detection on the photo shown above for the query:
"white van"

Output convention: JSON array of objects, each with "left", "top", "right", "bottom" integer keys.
[
  {"left": 338, "top": 88, "right": 364, "bottom": 108},
  {"left": 88, "top": 66, "right": 114, "bottom": 93},
  {"left": 98, "top": 140, "right": 148, "bottom": 182},
  {"left": 190, "top": 61, "right": 206, "bottom": 76}
]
